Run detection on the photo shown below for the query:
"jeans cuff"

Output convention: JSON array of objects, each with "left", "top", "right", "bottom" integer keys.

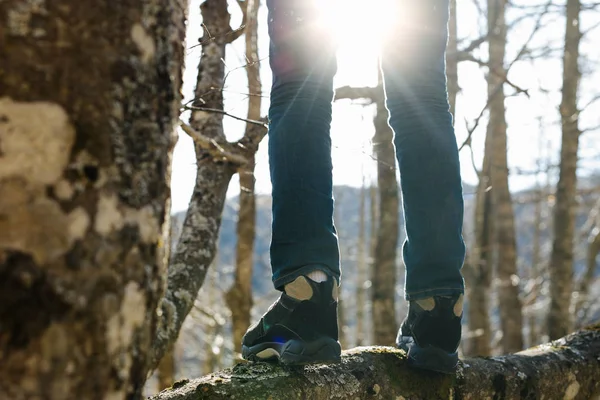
[
  {"left": 273, "top": 264, "right": 339, "bottom": 291},
  {"left": 404, "top": 287, "right": 464, "bottom": 301}
]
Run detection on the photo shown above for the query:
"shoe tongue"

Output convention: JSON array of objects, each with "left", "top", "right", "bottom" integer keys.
[
  {"left": 415, "top": 295, "right": 463, "bottom": 317},
  {"left": 284, "top": 276, "right": 314, "bottom": 301},
  {"left": 416, "top": 297, "right": 435, "bottom": 311}
]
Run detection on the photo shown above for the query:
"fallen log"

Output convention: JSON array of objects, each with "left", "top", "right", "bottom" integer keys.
[{"left": 151, "top": 325, "right": 600, "bottom": 399}]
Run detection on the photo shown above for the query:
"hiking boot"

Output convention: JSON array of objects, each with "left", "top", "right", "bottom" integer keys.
[
  {"left": 396, "top": 294, "right": 463, "bottom": 374},
  {"left": 241, "top": 275, "right": 341, "bottom": 365}
]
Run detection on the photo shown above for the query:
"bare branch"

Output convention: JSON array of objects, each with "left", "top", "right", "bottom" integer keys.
[
  {"left": 183, "top": 105, "right": 268, "bottom": 128},
  {"left": 226, "top": 0, "right": 248, "bottom": 44},
  {"left": 464, "top": 117, "right": 482, "bottom": 177},
  {"left": 582, "top": 19, "right": 600, "bottom": 36},
  {"left": 581, "top": 93, "right": 600, "bottom": 110},
  {"left": 236, "top": 116, "right": 269, "bottom": 154},
  {"left": 334, "top": 85, "right": 381, "bottom": 102},
  {"left": 581, "top": 123, "right": 600, "bottom": 134},
  {"left": 459, "top": 84, "right": 501, "bottom": 152},
  {"left": 453, "top": 34, "right": 488, "bottom": 59},
  {"left": 180, "top": 121, "right": 249, "bottom": 165}
]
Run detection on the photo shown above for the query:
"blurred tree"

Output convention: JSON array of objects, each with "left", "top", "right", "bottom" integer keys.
[
  {"left": 574, "top": 198, "right": 600, "bottom": 326},
  {"left": 334, "top": 189, "right": 348, "bottom": 349},
  {"left": 157, "top": 346, "right": 176, "bottom": 391},
  {"left": 371, "top": 70, "right": 399, "bottom": 345},
  {"left": 547, "top": 0, "right": 582, "bottom": 341},
  {"left": 0, "top": 0, "right": 185, "bottom": 397},
  {"left": 487, "top": 0, "right": 524, "bottom": 353},
  {"left": 226, "top": 0, "right": 261, "bottom": 357},
  {"left": 204, "top": 260, "right": 224, "bottom": 375},
  {"left": 464, "top": 127, "right": 493, "bottom": 356},
  {"left": 355, "top": 173, "right": 368, "bottom": 346}
]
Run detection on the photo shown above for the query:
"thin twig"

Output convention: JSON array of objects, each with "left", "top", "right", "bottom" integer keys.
[{"left": 183, "top": 105, "right": 268, "bottom": 128}]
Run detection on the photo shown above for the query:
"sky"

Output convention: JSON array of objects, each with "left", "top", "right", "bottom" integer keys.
[{"left": 171, "top": 0, "right": 600, "bottom": 213}]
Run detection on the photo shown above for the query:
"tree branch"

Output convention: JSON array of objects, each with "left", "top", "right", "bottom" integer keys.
[
  {"left": 334, "top": 85, "right": 381, "bottom": 102},
  {"left": 151, "top": 325, "right": 600, "bottom": 400},
  {"left": 226, "top": 0, "right": 248, "bottom": 44},
  {"left": 183, "top": 105, "right": 268, "bottom": 128},
  {"left": 180, "top": 121, "right": 249, "bottom": 165}
]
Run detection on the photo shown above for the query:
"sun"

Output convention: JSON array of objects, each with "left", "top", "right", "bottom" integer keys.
[
  {"left": 319, "top": 0, "right": 400, "bottom": 49},
  {"left": 309, "top": 0, "right": 401, "bottom": 86}
]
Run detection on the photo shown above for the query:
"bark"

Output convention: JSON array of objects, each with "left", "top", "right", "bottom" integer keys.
[
  {"left": 151, "top": 325, "right": 600, "bottom": 400},
  {"left": 157, "top": 346, "right": 176, "bottom": 391},
  {"left": 151, "top": 0, "right": 267, "bottom": 369},
  {"left": 225, "top": 0, "right": 261, "bottom": 357},
  {"left": 355, "top": 177, "right": 367, "bottom": 346},
  {"left": 487, "top": 0, "right": 524, "bottom": 353},
  {"left": 548, "top": 0, "right": 581, "bottom": 341},
  {"left": 371, "top": 72, "right": 399, "bottom": 346},
  {"left": 0, "top": 0, "right": 185, "bottom": 398},
  {"left": 151, "top": 0, "right": 234, "bottom": 369}
]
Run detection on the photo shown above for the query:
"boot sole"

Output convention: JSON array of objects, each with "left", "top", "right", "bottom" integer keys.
[
  {"left": 242, "top": 336, "right": 341, "bottom": 366},
  {"left": 397, "top": 336, "right": 458, "bottom": 374}
]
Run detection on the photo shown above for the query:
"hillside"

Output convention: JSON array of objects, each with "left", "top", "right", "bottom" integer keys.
[{"left": 159, "top": 178, "right": 600, "bottom": 387}]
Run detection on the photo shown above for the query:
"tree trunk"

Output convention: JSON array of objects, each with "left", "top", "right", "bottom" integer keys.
[
  {"left": 487, "top": 0, "right": 523, "bottom": 353},
  {"left": 367, "top": 182, "right": 378, "bottom": 346},
  {"left": 333, "top": 189, "right": 348, "bottom": 349},
  {"left": 464, "top": 139, "right": 493, "bottom": 356},
  {"left": 225, "top": 0, "right": 261, "bottom": 357},
  {"left": 151, "top": 325, "right": 600, "bottom": 400},
  {"left": 355, "top": 176, "right": 367, "bottom": 346},
  {"left": 574, "top": 200, "right": 600, "bottom": 326},
  {"left": 151, "top": 0, "right": 235, "bottom": 371},
  {"left": 157, "top": 346, "right": 176, "bottom": 392},
  {"left": 0, "top": 0, "right": 185, "bottom": 398},
  {"left": 203, "top": 261, "right": 223, "bottom": 375},
  {"left": 528, "top": 183, "right": 544, "bottom": 346},
  {"left": 151, "top": 0, "right": 266, "bottom": 371},
  {"left": 371, "top": 74, "right": 399, "bottom": 346},
  {"left": 547, "top": 0, "right": 581, "bottom": 341}
]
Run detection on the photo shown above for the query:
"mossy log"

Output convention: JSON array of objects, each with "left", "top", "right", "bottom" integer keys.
[{"left": 151, "top": 325, "right": 600, "bottom": 399}]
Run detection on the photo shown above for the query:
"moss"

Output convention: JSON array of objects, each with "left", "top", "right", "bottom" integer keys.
[
  {"left": 374, "top": 348, "right": 454, "bottom": 399},
  {"left": 549, "top": 345, "right": 568, "bottom": 351}
]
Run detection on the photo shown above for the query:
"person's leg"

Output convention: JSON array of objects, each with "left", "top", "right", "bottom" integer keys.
[
  {"left": 380, "top": 0, "right": 466, "bottom": 373},
  {"left": 242, "top": 0, "right": 341, "bottom": 365},
  {"left": 267, "top": 0, "right": 340, "bottom": 290}
]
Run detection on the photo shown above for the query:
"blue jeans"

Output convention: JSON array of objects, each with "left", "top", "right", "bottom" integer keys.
[{"left": 267, "top": 0, "right": 466, "bottom": 300}]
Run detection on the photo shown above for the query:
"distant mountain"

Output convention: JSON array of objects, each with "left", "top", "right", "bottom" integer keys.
[
  {"left": 172, "top": 177, "right": 598, "bottom": 301},
  {"left": 153, "top": 177, "right": 599, "bottom": 391}
]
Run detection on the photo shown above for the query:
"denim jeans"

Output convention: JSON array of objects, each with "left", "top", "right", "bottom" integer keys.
[{"left": 267, "top": 0, "right": 466, "bottom": 300}]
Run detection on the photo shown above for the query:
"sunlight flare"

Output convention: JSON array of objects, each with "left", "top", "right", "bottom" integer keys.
[{"left": 317, "top": 0, "right": 400, "bottom": 49}]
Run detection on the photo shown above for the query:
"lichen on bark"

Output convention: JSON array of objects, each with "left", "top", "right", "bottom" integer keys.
[
  {"left": 151, "top": 325, "right": 600, "bottom": 400},
  {"left": 0, "top": 0, "right": 186, "bottom": 398}
]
